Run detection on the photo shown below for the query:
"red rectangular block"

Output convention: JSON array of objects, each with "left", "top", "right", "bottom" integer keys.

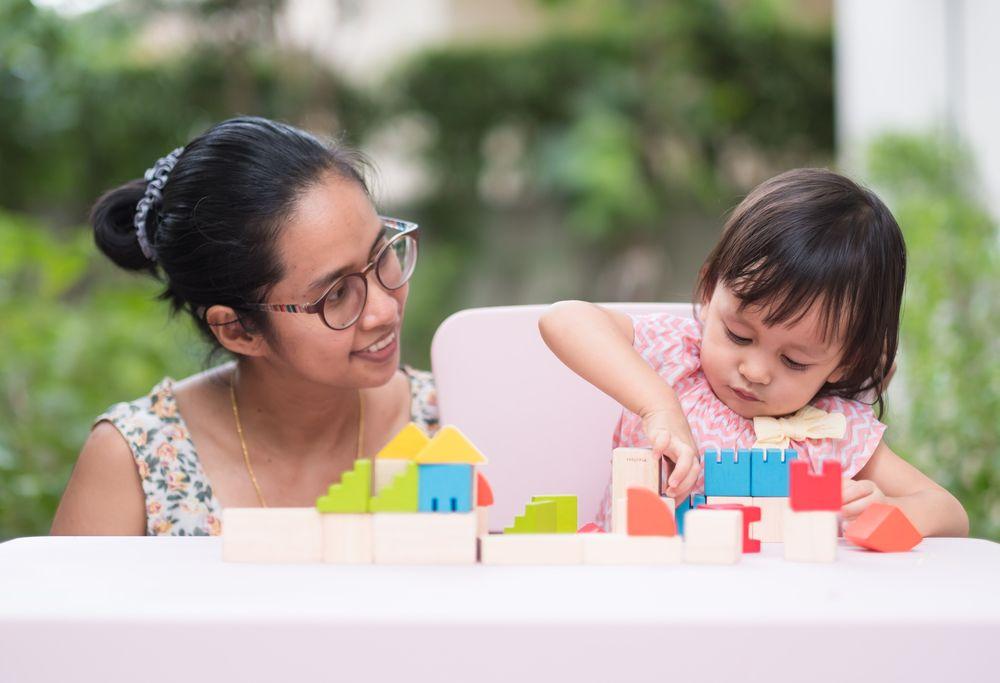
[{"left": 789, "top": 459, "right": 842, "bottom": 511}]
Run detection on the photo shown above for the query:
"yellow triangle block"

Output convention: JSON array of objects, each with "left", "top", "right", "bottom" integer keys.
[
  {"left": 375, "top": 422, "right": 430, "bottom": 460},
  {"left": 414, "top": 425, "right": 487, "bottom": 464}
]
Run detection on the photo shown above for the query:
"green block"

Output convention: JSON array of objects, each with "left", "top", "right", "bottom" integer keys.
[
  {"left": 369, "top": 462, "right": 419, "bottom": 512},
  {"left": 531, "top": 494, "right": 578, "bottom": 533},
  {"left": 316, "top": 459, "right": 372, "bottom": 513},
  {"left": 505, "top": 499, "right": 557, "bottom": 534}
]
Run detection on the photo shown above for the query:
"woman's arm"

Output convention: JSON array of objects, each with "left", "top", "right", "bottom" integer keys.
[
  {"left": 539, "top": 300, "right": 700, "bottom": 497},
  {"left": 842, "top": 439, "right": 969, "bottom": 537},
  {"left": 50, "top": 422, "right": 147, "bottom": 535}
]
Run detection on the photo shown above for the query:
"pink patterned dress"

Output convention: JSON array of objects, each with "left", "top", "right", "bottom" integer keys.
[{"left": 594, "top": 313, "right": 886, "bottom": 528}]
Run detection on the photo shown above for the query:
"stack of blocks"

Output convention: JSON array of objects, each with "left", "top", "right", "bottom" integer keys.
[
  {"left": 783, "top": 459, "right": 842, "bottom": 562},
  {"left": 703, "top": 448, "right": 799, "bottom": 542},
  {"left": 222, "top": 423, "right": 493, "bottom": 564}
]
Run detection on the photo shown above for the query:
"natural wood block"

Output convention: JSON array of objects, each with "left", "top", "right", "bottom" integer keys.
[
  {"left": 612, "top": 497, "right": 628, "bottom": 534},
  {"left": 682, "top": 509, "right": 742, "bottom": 565},
  {"left": 479, "top": 534, "right": 584, "bottom": 565},
  {"left": 321, "top": 513, "right": 373, "bottom": 564},
  {"left": 751, "top": 497, "right": 790, "bottom": 542},
  {"left": 222, "top": 508, "right": 322, "bottom": 563},
  {"left": 783, "top": 509, "right": 837, "bottom": 562},
  {"left": 476, "top": 507, "right": 489, "bottom": 537},
  {"left": 372, "top": 512, "right": 477, "bottom": 564},
  {"left": 582, "top": 533, "right": 682, "bottom": 565}
]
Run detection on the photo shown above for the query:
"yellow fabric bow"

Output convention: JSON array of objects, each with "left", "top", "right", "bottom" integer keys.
[{"left": 751, "top": 405, "right": 847, "bottom": 450}]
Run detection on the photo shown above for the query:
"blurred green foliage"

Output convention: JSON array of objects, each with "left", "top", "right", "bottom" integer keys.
[{"left": 868, "top": 134, "right": 1000, "bottom": 541}]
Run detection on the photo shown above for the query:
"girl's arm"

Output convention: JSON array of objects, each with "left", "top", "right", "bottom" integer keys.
[
  {"left": 50, "top": 422, "right": 147, "bottom": 535},
  {"left": 539, "top": 300, "right": 701, "bottom": 497},
  {"left": 842, "top": 440, "right": 969, "bottom": 537}
]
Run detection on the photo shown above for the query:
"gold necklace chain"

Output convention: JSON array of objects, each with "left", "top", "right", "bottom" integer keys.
[{"left": 229, "top": 373, "right": 364, "bottom": 507}]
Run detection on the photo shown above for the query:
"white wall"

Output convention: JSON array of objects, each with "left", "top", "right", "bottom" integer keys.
[{"left": 836, "top": 0, "right": 1000, "bottom": 218}]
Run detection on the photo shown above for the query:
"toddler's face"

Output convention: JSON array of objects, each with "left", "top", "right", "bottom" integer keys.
[{"left": 699, "top": 284, "right": 846, "bottom": 419}]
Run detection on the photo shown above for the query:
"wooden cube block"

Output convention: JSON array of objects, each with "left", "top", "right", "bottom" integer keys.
[
  {"left": 783, "top": 509, "right": 837, "bottom": 562},
  {"left": 582, "top": 533, "right": 682, "bottom": 565},
  {"left": 612, "top": 497, "right": 628, "bottom": 534},
  {"left": 750, "top": 497, "right": 789, "bottom": 542},
  {"left": 372, "top": 512, "right": 477, "bottom": 564},
  {"left": 682, "top": 509, "right": 742, "bottom": 564},
  {"left": 479, "top": 534, "right": 584, "bottom": 565},
  {"left": 374, "top": 459, "right": 409, "bottom": 495},
  {"left": 321, "top": 513, "right": 373, "bottom": 564},
  {"left": 222, "top": 508, "right": 322, "bottom": 563},
  {"left": 476, "top": 506, "right": 489, "bottom": 537}
]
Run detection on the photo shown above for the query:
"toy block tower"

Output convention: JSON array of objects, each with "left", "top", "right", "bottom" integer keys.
[
  {"left": 611, "top": 447, "right": 669, "bottom": 533},
  {"left": 784, "top": 459, "right": 842, "bottom": 562},
  {"left": 413, "top": 425, "right": 487, "bottom": 513}
]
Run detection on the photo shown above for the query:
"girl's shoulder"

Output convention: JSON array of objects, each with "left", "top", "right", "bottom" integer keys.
[
  {"left": 800, "top": 395, "right": 887, "bottom": 479},
  {"left": 629, "top": 311, "right": 703, "bottom": 386}
]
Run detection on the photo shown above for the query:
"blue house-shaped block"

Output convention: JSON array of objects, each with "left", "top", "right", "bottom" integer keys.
[{"left": 418, "top": 464, "right": 473, "bottom": 512}]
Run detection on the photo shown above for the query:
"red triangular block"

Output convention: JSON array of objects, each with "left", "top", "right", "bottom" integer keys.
[
  {"left": 626, "top": 487, "right": 677, "bottom": 536},
  {"left": 476, "top": 471, "right": 495, "bottom": 507},
  {"left": 845, "top": 503, "right": 922, "bottom": 552}
]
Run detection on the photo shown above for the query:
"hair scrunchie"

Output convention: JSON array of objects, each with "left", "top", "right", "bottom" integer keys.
[{"left": 133, "top": 147, "right": 184, "bottom": 262}]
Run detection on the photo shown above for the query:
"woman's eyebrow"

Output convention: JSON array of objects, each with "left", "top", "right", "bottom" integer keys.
[{"left": 307, "top": 228, "right": 385, "bottom": 291}]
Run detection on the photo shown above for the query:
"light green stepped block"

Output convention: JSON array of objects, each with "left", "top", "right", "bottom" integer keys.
[
  {"left": 316, "top": 459, "right": 372, "bottom": 513},
  {"left": 369, "top": 462, "right": 419, "bottom": 512},
  {"left": 505, "top": 499, "right": 557, "bottom": 534},
  {"left": 531, "top": 494, "right": 578, "bottom": 533}
]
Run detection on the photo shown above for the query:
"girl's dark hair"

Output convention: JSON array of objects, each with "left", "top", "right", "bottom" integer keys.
[
  {"left": 90, "top": 116, "right": 370, "bottom": 352},
  {"left": 695, "top": 168, "right": 906, "bottom": 417}
]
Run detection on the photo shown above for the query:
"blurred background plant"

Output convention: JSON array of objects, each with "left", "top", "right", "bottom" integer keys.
[{"left": 0, "top": 0, "right": 995, "bottom": 539}]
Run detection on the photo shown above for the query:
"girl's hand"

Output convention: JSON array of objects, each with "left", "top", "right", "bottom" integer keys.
[
  {"left": 643, "top": 411, "right": 700, "bottom": 500},
  {"left": 841, "top": 478, "right": 888, "bottom": 522}
]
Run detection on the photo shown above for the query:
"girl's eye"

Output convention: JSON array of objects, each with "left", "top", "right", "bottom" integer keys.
[
  {"left": 782, "top": 356, "right": 810, "bottom": 371},
  {"left": 725, "top": 327, "right": 751, "bottom": 345}
]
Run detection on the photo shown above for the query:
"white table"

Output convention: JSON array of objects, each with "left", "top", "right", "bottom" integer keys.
[{"left": 1, "top": 536, "right": 998, "bottom": 682}]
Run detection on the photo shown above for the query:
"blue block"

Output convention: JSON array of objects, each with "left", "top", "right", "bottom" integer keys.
[
  {"left": 675, "top": 492, "right": 706, "bottom": 536},
  {"left": 703, "top": 448, "right": 751, "bottom": 496},
  {"left": 749, "top": 449, "right": 798, "bottom": 497},
  {"left": 418, "top": 464, "right": 473, "bottom": 512}
]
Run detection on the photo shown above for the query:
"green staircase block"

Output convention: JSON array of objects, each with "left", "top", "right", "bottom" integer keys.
[
  {"left": 531, "top": 494, "right": 578, "bottom": 533},
  {"left": 505, "top": 499, "right": 557, "bottom": 534},
  {"left": 369, "top": 462, "right": 419, "bottom": 512},
  {"left": 316, "top": 459, "right": 372, "bottom": 513}
]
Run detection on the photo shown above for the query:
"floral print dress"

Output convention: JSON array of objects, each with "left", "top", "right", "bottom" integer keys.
[{"left": 95, "top": 366, "right": 439, "bottom": 536}]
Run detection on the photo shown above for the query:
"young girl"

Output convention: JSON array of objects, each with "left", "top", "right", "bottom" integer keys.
[
  {"left": 51, "top": 117, "right": 438, "bottom": 536},
  {"left": 540, "top": 168, "right": 968, "bottom": 537}
]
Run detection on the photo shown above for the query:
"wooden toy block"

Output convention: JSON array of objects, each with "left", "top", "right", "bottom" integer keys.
[
  {"left": 418, "top": 463, "right": 473, "bottom": 512},
  {"left": 374, "top": 458, "right": 409, "bottom": 495},
  {"left": 476, "top": 471, "right": 495, "bottom": 506},
  {"left": 789, "top": 459, "right": 842, "bottom": 511},
  {"left": 675, "top": 492, "right": 706, "bottom": 536},
  {"left": 582, "top": 533, "right": 683, "bottom": 565},
  {"left": 701, "top": 503, "right": 761, "bottom": 553},
  {"left": 476, "top": 507, "right": 489, "bottom": 537},
  {"left": 375, "top": 422, "right": 429, "bottom": 460},
  {"left": 703, "top": 448, "right": 751, "bottom": 497},
  {"left": 414, "top": 425, "right": 487, "bottom": 464},
  {"left": 369, "top": 461, "right": 419, "bottom": 512},
  {"left": 844, "top": 503, "right": 923, "bottom": 552},
  {"left": 315, "top": 459, "right": 371, "bottom": 513},
  {"left": 682, "top": 509, "right": 742, "bottom": 564},
  {"left": 612, "top": 497, "right": 627, "bottom": 534},
  {"left": 531, "top": 494, "right": 578, "bottom": 533},
  {"left": 750, "top": 497, "right": 789, "bottom": 542},
  {"left": 479, "top": 533, "right": 584, "bottom": 565},
  {"left": 783, "top": 509, "right": 837, "bottom": 562},
  {"left": 222, "top": 508, "right": 322, "bottom": 563},
  {"left": 321, "top": 513, "right": 373, "bottom": 564},
  {"left": 372, "top": 512, "right": 477, "bottom": 564},
  {"left": 705, "top": 496, "right": 753, "bottom": 506},
  {"left": 505, "top": 499, "right": 557, "bottom": 533},
  {"left": 611, "top": 448, "right": 660, "bottom": 533},
  {"left": 750, "top": 448, "right": 798, "bottom": 497},
  {"left": 626, "top": 487, "right": 677, "bottom": 536}
]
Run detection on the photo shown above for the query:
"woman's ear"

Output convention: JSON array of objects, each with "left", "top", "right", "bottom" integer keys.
[{"left": 204, "top": 305, "right": 267, "bottom": 357}]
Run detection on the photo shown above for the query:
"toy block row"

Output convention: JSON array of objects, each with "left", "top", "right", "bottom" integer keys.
[
  {"left": 703, "top": 447, "right": 798, "bottom": 498},
  {"left": 222, "top": 507, "right": 478, "bottom": 564}
]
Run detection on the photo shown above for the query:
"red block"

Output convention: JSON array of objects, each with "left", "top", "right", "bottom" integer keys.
[
  {"left": 626, "top": 487, "right": 677, "bottom": 536},
  {"left": 789, "top": 460, "right": 842, "bottom": 511},
  {"left": 701, "top": 504, "right": 762, "bottom": 553},
  {"left": 577, "top": 523, "right": 604, "bottom": 533},
  {"left": 476, "top": 471, "right": 495, "bottom": 507},
  {"left": 845, "top": 503, "right": 922, "bottom": 552}
]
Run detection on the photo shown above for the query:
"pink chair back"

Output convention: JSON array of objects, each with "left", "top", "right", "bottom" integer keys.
[{"left": 431, "top": 303, "right": 692, "bottom": 531}]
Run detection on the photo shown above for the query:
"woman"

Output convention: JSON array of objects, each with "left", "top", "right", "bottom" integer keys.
[{"left": 51, "top": 116, "right": 437, "bottom": 536}]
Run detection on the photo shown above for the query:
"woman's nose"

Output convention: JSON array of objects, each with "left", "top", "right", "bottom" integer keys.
[{"left": 359, "top": 279, "right": 401, "bottom": 329}]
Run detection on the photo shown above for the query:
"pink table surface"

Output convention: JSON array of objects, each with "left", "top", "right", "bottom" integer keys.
[{"left": 1, "top": 535, "right": 998, "bottom": 682}]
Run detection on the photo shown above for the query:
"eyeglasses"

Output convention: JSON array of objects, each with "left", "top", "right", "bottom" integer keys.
[{"left": 244, "top": 217, "right": 419, "bottom": 330}]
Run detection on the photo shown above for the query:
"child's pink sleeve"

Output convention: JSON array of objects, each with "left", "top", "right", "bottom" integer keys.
[
  {"left": 630, "top": 313, "right": 703, "bottom": 388},
  {"left": 807, "top": 396, "right": 888, "bottom": 478}
]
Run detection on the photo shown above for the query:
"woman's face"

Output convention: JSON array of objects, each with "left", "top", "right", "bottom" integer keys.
[
  {"left": 260, "top": 172, "right": 408, "bottom": 389},
  {"left": 699, "top": 283, "right": 845, "bottom": 418}
]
